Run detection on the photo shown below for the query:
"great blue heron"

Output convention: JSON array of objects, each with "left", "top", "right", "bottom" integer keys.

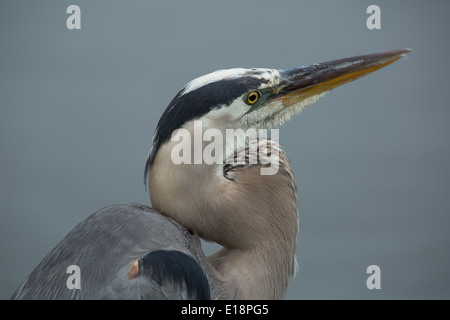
[{"left": 11, "top": 49, "right": 410, "bottom": 300}]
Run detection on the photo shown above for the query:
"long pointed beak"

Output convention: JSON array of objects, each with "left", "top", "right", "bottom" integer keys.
[{"left": 277, "top": 49, "right": 411, "bottom": 106}]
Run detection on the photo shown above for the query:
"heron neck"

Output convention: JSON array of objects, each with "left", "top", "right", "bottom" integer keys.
[
  {"left": 207, "top": 235, "right": 296, "bottom": 300},
  {"left": 148, "top": 135, "right": 299, "bottom": 299}
]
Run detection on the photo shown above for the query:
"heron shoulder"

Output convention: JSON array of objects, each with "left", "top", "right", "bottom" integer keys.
[{"left": 11, "top": 203, "right": 210, "bottom": 300}]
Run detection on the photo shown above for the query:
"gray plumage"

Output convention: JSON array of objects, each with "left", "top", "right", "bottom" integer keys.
[{"left": 11, "top": 204, "right": 211, "bottom": 300}]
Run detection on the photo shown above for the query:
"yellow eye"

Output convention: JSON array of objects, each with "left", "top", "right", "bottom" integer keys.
[{"left": 247, "top": 91, "right": 259, "bottom": 105}]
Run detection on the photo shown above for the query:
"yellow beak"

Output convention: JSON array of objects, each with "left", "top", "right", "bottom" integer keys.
[{"left": 277, "top": 49, "right": 411, "bottom": 106}]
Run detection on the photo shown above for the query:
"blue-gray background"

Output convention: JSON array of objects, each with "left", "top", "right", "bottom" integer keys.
[{"left": 1, "top": 0, "right": 449, "bottom": 299}]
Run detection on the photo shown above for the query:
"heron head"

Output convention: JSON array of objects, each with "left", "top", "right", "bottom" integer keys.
[{"left": 146, "top": 49, "right": 410, "bottom": 169}]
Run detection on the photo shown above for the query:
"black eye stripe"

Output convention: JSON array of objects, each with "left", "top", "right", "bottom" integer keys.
[{"left": 146, "top": 76, "right": 268, "bottom": 167}]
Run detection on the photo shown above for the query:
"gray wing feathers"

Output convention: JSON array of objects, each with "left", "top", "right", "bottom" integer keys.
[{"left": 11, "top": 203, "right": 209, "bottom": 300}]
